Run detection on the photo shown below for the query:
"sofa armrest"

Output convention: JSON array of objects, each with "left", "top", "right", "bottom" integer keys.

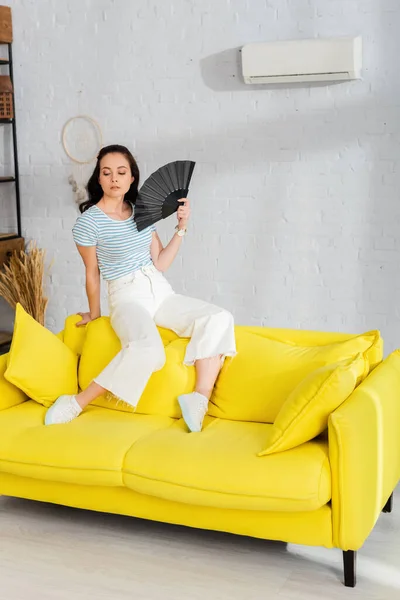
[
  {"left": 329, "top": 350, "right": 400, "bottom": 551},
  {"left": 0, "top": 353, "right": 28, "bottom": 410}
]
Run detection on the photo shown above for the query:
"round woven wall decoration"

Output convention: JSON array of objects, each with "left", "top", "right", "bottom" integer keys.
[
  {"left": 62, "top": 115, "right": 103, "bottom": 205},
  {"left": 62, "top": 115, "right": 103, "bottom": 164}
]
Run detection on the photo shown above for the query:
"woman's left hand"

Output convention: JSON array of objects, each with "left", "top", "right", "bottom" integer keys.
[{"left": 177, "top": 198, "right": 191, "bottom": 229}]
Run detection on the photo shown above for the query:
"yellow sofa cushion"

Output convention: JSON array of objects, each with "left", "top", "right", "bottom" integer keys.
[
  {"left": 68, "top": 314, "right": 178, "bottom": 358},
  {"left": 78, "top": 317, "right": 121, "bottom": 392},
  {"left": 4, "top": 304, "right": 78, "bottom": 407},
  {"left": 0, "top": 353, "right": 27, "bottom": 411},
  {"left": 78, "top": 317, "right": 191, "bottom": 417},
  {"left": 0, "top": 400, "right": 173, "bottom": 486},
  {"left": 259, "top": 354, "right": 365, "bottom": 456},
  {"left": 63, "top": 314, "right": 87, "bottom": 355},
  {"left": 135, "top": 339, "right": 196, "bottom": 418},
  {"left": 123, "top": 417, "right": 331, "bottom": 512},
  {"left": 209, "top": 328, "right": 380, "bottom": 423},
  {"left": 243, "top": 325, "right": 383, "bottom": 371}
]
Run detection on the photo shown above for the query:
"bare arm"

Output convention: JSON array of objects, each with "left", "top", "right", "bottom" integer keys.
[
  {"left": 151, "top": 231, "right": 183, "bottom": 272},
  {"left": 76, "top": 245, "right": 101, "bottom": 323},
  {"left": 150, "top": 198, "right": 191, "bottom": 272}
]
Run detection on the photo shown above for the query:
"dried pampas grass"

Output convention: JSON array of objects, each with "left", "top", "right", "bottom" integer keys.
[{"left": 0, "top": 242, "right": 50, "bottom": 326}]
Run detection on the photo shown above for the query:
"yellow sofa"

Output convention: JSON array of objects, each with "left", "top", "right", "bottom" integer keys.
[{"left": 0, "top": 316, "right": 399, "bottom": 588}]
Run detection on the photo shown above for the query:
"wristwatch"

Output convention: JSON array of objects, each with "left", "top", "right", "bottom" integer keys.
[{"left": 175, "top": 225, "right": 187, "bottom": 237}]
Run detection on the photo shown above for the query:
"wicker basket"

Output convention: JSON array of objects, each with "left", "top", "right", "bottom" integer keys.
[
  {"left": 0, "top": 6, "right": 12, "bottom": 43},
  {"left": 0, "top": 75, "right": 13, "bottom": 119}
]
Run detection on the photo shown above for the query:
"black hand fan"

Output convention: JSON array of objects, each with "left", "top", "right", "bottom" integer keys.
[{"left": 134, "top": 160, "right": 195, "bottom": 231}]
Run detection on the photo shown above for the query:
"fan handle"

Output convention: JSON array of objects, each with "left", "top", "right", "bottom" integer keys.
[{"left": 161, "top": 189, "right": 188, "bottom": 218}]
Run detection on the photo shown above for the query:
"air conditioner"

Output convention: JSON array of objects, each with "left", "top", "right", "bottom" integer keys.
[{"left": 241, "top": 36, "right": 362, "bottom": 84}]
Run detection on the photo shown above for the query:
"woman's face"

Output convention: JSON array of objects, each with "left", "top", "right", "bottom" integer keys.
[{"left": 98, "top": 153, "right": 134, "bottom": 198}]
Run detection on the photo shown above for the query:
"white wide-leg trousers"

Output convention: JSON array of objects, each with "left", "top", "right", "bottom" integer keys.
[{"left": 94, "top": 265, "right": 236, "bottom": 407}]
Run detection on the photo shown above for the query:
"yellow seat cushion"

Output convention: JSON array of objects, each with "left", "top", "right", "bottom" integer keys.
[
  {"left": 78, "top": 317, "right": 191, "bottom": 417},
  {"left": 259, "top": 354, "right": 365, "bottom": 456},
  {"left": 0, "top": 400, "right": 173, "bottom": 486},
  {"left": 123, "top": 417, "right": 331, "bottom": 512},
  {"left": 209, "top": 328, "right": 380, "bottom": 423},
  {"left": 4, "top": 304, "right": 78, "bottom": 407},
  {"left": 0, "top": 353, "right": 27, "bottom": 411}
]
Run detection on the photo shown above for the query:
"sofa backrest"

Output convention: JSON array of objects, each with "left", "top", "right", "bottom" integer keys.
[{"left": 62, "top": 315, "right": 383, "bottom": 424}]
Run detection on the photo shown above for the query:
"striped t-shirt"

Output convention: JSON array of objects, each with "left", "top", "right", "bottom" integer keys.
[{"left": 72, "top": 205, "right": 156, "bottom": 281}]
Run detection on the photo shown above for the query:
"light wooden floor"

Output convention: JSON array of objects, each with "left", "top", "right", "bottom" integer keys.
[{"left": 0, "top": 487, "right": 398, "bottom": 600}]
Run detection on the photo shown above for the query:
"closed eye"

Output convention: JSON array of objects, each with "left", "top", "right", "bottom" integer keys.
[{"left": 102, "top": 171, "right": 128, "bottom": 176}]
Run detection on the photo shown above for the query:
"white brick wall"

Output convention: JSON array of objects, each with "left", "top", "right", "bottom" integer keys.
[{"left": 1, "top": 0, "right": 400, "bottom": 352}]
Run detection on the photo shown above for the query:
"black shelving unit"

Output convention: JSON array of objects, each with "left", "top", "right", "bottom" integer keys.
[
  {"left": 0, "top": 40, "right": 22, "bottom": 354},
  {"left": 0, "top": 42, "right": 21, "bottom": 239}
]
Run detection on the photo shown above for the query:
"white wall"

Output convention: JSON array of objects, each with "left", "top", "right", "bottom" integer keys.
[{"left": 1, "top": 0, "right": 400, "bottom": 352}]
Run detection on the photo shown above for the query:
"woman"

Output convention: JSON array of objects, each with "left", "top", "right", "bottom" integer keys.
[{"left": 45, "top": 145, "right": 236, "bottom": 432}]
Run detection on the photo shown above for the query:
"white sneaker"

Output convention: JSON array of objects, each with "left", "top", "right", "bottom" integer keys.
[
  {"left": 44, "top": 395, "right": 82, "bottom": 425},
  {"left": 178, "top": 392, "right": 208, "bottom": 433}
]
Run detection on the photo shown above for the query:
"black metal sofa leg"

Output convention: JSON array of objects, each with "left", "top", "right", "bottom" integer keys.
[
  {"left": 343, "top": 550, "right": 356, "bottom": 587},
  {"left": 383, "top": 493, "right": 393, "bottom": 513}
]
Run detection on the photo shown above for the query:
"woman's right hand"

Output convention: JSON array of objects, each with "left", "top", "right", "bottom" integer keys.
[{"left": 76, "top": 312, "right": 93, "bottom": 327}]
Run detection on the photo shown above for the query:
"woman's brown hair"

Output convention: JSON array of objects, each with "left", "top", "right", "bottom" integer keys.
[{"left": 79, "top": 144, "right": 140, "bottom": 213}]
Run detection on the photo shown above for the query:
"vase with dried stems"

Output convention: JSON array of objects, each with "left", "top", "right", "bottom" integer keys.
[{"left": 0, "top": 242, "right": 49, "bottom": 326}]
